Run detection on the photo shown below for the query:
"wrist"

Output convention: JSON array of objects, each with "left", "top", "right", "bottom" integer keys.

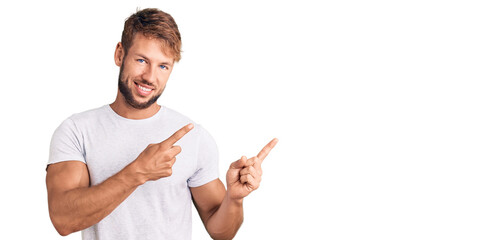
[
  {"left": 225, "top": 191, "right": 244, "bottom": 206},
  {"left": 121, "top": 162, "right": 146, "bottom": 187}
]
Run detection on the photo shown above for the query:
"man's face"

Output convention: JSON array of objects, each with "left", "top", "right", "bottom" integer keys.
[{"left": 117, "top": 34, "right": 175, "bottom": 109}]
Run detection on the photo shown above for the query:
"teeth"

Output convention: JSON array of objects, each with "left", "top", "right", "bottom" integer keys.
[{"left": 138, "top": 85, "right": 152, "bottom": 92}]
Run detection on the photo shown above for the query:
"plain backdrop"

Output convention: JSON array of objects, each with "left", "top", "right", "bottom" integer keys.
[{"left": 1, "top": 0, "right": 502, "bottom": 239}]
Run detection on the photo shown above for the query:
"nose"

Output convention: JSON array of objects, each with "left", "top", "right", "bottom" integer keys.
[{"left": 141, "top": 64, "right": 156, "bottom": 84}]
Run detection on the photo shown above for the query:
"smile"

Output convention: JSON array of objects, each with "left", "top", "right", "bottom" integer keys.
[
  {"left": 134, "top": 82, "right": 154, "bottom": 96},
  {"left": 138, "top": 85, "right": 152, "bottom": 92}
]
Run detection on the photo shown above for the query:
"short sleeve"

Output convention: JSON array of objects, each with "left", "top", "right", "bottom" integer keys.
[
  {"left": 48, "top": 117, "right": 86, "bottom": 167},
  {"left": 187, "top": 125, "right": 219, "bottom": 187}
]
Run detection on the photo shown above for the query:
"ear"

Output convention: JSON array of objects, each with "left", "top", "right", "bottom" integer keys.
[{"left": 114, "top": 42, "right": 124, "bottom": 67}]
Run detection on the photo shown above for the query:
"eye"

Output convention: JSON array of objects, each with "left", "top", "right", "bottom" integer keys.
[
  {"left": 160, "top": 65, "right": 169, "bottom": 70},
  {"left": 137, "top": 59, "right": 146, "bottom": 64}
]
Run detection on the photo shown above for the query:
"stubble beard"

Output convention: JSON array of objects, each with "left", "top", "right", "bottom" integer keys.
[{"left": 118, "top": 64, "right": 163, "bottom": 110}]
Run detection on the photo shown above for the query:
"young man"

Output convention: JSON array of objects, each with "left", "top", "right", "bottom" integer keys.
[{"left": 46, "top": 8, "right": 278, "bottom": 240}]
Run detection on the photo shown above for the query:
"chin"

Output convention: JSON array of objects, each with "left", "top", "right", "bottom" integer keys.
[{"left": 126, "top": 94, "right": 161, "bottom": 109}]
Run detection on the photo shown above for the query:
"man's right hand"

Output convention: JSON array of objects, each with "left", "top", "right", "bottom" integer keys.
[{"left": 130, "top": 123, "right": 194, "bottom": 184}]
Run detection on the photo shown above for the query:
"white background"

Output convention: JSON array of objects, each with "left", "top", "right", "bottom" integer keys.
[{"left": 1, "top": 0, "right": 502, "bottom": 239}]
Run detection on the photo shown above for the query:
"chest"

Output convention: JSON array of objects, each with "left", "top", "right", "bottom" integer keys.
[{"left": 81, "top": 122, "right": 198, "bottom": 186}]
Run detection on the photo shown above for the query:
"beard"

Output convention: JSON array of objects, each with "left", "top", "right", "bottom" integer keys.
[{"left": 118, "top": 64, "right": 163, "bottom": 109}]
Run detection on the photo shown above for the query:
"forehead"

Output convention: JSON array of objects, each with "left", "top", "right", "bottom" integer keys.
[{"left": 128, "top": 33, "right": 174, "bottom": 63}]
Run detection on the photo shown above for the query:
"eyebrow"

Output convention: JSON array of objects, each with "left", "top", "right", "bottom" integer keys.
[{"left": 135, "top": 54, "right": 173, "bottom": 66}]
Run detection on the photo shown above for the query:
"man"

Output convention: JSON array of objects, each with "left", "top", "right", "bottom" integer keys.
[{"left": 46, "top": 8, "right": 278, "bottom": 240}]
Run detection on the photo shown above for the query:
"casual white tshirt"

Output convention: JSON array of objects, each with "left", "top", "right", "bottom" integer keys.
[{"left": 48, "top": 105, "right": 219, "bottom": 240}]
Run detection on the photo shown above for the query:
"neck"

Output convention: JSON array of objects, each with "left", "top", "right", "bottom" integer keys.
[{"left": 110, "top": 91, "right": 161, "bottom": 120}]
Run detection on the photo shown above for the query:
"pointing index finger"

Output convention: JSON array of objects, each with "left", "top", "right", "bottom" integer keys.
[
  {"left": 161, "top": 123, "right": 194, "bottom": 147},
  {"left": 257, "top": 138, "right": 278, "bottom": 162}
]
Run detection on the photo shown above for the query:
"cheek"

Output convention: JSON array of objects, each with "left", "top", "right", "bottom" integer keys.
[
  {"left": 123, "top": 61, "right": 144, "bottom": 78},
  {"left": 125, "top": 71, "right": 144, "bottom": 83}
]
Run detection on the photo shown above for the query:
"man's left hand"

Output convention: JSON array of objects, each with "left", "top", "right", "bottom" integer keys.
[{"left": 226, "top": 138, "right": 278, "bottom": 200}]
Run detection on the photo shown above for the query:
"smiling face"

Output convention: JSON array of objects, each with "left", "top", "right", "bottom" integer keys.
[{"left": 115, "top": 33, "right": 175, "bottom": 109}]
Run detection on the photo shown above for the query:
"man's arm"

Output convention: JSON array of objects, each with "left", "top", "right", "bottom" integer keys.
[
  {"left": 191, "top": 138, "right": 278, "bottom": 240},
  {"left": 46, "top": 161, "right": 140, "bottom": 236},
  {"left": 46, "top": 123, "right": 194, "bottom": 236},
  {"left": 191, "top": 179, "right": 243, "bottom": 240}
]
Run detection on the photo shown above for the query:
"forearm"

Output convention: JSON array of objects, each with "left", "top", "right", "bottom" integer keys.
[
  {"left": 49, "top": 164, "right": 140, "bottom": 235},
  {"left": 206, "top": 192, "right": 244, "bottom": 240}
]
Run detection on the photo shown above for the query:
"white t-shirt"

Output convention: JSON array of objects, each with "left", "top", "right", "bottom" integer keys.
[{"left": 48, "top": 105, "right": 219, "bottom": 240}]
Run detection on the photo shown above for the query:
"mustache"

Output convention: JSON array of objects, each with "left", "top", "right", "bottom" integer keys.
[{"left": 133, "top": 79, "right": 155, "bottom": 88}]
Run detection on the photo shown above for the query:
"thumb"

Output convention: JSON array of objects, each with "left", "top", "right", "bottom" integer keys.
[{"left": 230, "top": 156, "right": 247, "bottom": 169}]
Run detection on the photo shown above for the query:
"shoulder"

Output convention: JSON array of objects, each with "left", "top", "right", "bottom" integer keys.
[
  {"left": 67, "top": 105, "right": 109, "bottom": 124},
  {"left": 53, "top": 105, "right": 110, "bottom": 135}
]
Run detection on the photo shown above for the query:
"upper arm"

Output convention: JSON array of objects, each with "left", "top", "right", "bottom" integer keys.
[
  {"left": 46, "top": 161, "right": 90, "bottom": 206},
  {"left": 190, "top": 178, "right": 226, "bottom": 226}
]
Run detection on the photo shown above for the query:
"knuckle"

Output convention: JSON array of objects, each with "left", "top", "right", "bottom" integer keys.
[
  {"left": 165, "top": 147, "right": 181, "bottom": 159},
  {"left": 165, "top": 152, "right": 175, "bottom": 160},
  {"left": 166, "top": 156, "right": 176, "bottom": 166},
  {"left": 172, "top": 145, "right": 182, "bottom": 153},
  {"left": 144, "top": 144, "right": 157, "bottom": 153},
  {"left": 158, "top": 144, "right": 169, "bottom": 152},
  {"left": 245, "top": 174, "right": 253, "bottom": 182},
  {"left": 245, "top": 159, "right": 253, "bottom": 166}
]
